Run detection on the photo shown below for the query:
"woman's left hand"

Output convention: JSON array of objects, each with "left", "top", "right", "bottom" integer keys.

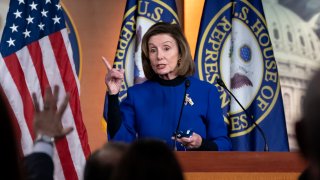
[{"left": 175, "top": 132, "right": 202, "bottom": 149}]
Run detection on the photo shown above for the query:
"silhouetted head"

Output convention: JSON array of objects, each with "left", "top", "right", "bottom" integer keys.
[
  {"left": 111, "top": 139, "right": 184, "bottom": 180},
  {"left": 0, "top": 86, "right": 24, "bottom": 179},
  {"left": 296, "top": 69, "right": 320, "bottom": 167},
  {"left": 84, "top": 141, "right": 129, "bottom": 180}
]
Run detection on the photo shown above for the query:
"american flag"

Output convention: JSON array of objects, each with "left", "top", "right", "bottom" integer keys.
[{"left": 0, "top": 0, "right": 90, "bottom": 179}]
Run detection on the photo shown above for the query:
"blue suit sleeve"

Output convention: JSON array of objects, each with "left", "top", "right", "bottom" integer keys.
[
  {"left": 111, "top": 89, "right": 137, "bottom": 142},
  {"left": 206, "top": 86, "right": 232, "bottom": 151},
  {"left": 106, "top": 93, "right": 122, "bottom": 138}
]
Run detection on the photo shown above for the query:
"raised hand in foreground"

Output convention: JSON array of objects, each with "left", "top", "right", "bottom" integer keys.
[{"left": 32, "top": 86, "right": 73, "bottom": 141}]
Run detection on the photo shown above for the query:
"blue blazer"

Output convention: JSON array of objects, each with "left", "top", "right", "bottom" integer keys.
[{"left": 109, "top": 76, "right": 231, "bottom": 151}]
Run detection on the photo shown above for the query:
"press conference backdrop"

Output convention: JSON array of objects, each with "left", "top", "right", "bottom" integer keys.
[
  {"left": 0, "top": 0, "right": 319, "bottom": 151},
  {"left": 185, "top": 0, "right": 320, "bottom": 150}
]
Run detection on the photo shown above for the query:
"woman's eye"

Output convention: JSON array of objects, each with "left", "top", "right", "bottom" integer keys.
[
  {"left": 149, "top": 48, "right": 156, "bottom": 53},
  {"left": 164, "top": 47, "right": 170, "bottom": 51}
]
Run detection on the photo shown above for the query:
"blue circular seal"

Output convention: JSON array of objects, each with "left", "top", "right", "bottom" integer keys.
[
  {"left": 113, "top": 0, "right": 180, "bottom": 101},
  {"left": 196, "top": 1, "right": 280, "bottom": 137}
]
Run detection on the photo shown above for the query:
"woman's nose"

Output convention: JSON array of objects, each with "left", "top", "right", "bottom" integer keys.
[{"left": 157, "top": 50, "right": 163, "bottom": 60}]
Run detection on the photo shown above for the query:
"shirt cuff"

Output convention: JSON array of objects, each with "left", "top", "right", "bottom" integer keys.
[
  {"left": 108, "top": 93, "right": 119, "bottom": 101},
  {"left": 33, "top": 141, "right": 54, "bottom": 158},
  {"left": 199, "top": 139, "right": 218, "bottom": 151}
]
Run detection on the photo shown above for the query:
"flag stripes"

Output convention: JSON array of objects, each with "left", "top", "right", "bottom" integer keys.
[{"left": 1, "top": 30, "right": 87, "bottom": 180}]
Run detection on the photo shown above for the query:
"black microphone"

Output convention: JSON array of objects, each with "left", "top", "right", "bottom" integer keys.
[
  {"left": 173, "top": 79, "right": 190, "bottom": 151},
  {"left": 217, "top": 78, "right": 269, "bottom": 151}
]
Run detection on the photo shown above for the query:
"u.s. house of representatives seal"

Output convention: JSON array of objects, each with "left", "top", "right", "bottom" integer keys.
[
  {"left": 114, "top": 0, "right": 179, "bottom": 101},
  {"left": 196, "top": 1, "right": 280, "bottom": 137}
]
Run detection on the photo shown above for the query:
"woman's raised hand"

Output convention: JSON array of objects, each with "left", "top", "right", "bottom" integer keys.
[{"left": 102, "top": 56, "right": 124, "bottom": 95}]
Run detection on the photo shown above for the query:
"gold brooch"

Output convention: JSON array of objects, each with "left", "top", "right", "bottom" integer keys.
[{"left": 184, "top": 94, "right": 194, "bottom": 106}]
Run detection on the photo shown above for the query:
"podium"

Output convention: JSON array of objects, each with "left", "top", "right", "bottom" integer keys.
[{"left": 175, "top": 152, "right": 306, "bottom": 180}]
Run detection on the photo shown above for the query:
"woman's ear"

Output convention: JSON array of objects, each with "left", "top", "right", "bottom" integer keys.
[{"left": 177, "top": 58, "right": 181, "bottom": 66}]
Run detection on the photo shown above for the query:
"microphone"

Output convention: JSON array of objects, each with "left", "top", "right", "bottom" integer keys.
[
  {"left": 216, "top": 78, "right": 269, "bottom": 151},
  {"left": 173, "top": 79, "right": 190, "bottom": 151}
]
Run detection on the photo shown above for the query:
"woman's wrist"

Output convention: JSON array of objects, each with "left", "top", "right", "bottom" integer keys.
[{"left": 108, "top": 92, "right": 117, "bottom": 95}]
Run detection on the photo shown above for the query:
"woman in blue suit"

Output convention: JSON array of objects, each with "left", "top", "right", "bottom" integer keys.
[{"left": 104, "top": 22, "right": 231, "bottom": 151}]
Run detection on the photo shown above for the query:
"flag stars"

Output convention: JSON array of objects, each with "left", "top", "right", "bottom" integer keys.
[
  {"left": 56, "top": 4, "right": 62, "bottom": 10},
  {"left": 52, "top": 15, "right": 61, "bottom": 24},
  {"left": 10, "top": 24, "right": 19, "bottom": 33},
  {"left": 7, "top": 38, "right": 15, "bottom": 47},
  {"left": 22, "top": 29, "right": 31, "bottom": 38},
  {"left": 18, "top": 0, "right": 25, "bottom": 5},
  {"left": 13, "top": 9, "right": 22, "bottom": 19},
  {"left": 38, "top": 23, "right": 45, "bottom": 30},
  {"left": 45, "top": 0, "right": 52, "bottom": 4},
  {"left": 26, "top": 15, "right": 34, "bottom": 24},
  {"left": 29, "top": 1, "right": 38, "bottom": 11},
  {"left": 41, "top": 9, "right": 48, "bottom": 17}
]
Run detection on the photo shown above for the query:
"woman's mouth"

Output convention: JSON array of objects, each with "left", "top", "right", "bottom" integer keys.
[{"left": 156, "top": 64, "right": 166, "bottom": 69}]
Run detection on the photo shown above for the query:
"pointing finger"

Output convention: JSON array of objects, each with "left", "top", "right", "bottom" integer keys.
[{"left": 101, "top": 56, "right": 112, "bottom": 70}]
